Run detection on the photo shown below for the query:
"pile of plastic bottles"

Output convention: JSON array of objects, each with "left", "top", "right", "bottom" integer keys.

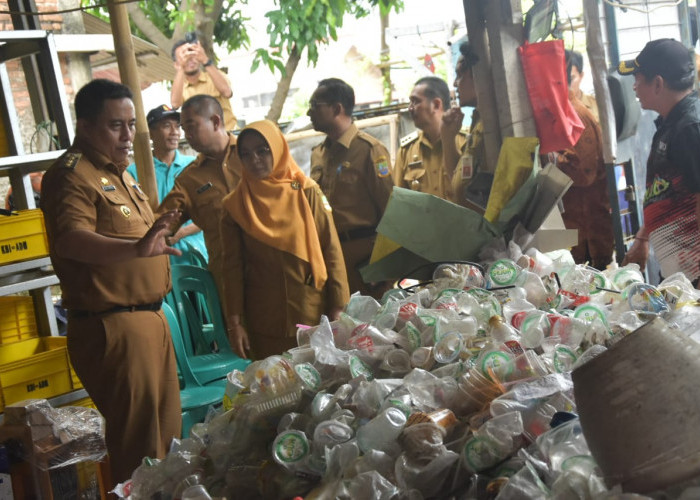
[{"left": 117, "top": 245, "right": 700, "bottom": 499}]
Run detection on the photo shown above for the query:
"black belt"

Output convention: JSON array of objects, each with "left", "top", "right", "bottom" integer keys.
[
  {"left": 69, "top": 300, "right": 163, "bottom": 318},
  {"left": 338, "top": 226, "right": 376, "bottom": 242}
]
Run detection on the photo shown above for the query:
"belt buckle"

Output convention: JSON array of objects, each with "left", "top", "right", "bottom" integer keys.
[{"left": 128, "top": 305, "right": 138, "bottom": 313}]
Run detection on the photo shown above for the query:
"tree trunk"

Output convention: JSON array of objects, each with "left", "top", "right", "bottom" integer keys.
[
  {"left": 265, "top": 44, "right": 301, "bottom": 123},
  {"left": 380, "top": 10, "right": 391, "bottom": 105}
]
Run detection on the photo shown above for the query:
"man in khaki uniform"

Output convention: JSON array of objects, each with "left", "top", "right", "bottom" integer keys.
[
  {"left": 158, "top": 95, "right": 242, "bottom": 302},
  {"left": 170, "top": 37, "right": 237, "bottom": 130},
  {"left": 394, "top": 76, "right": 468, "bottom": 202},
  {"left": 308, "top": 78, "right": 393, "bottom": 298},
  {"left": 40, "top": 79, "right": 182, "bottom": 486},
  {"left": 443, "top": 41, "right": 485, "bottom": 209}
]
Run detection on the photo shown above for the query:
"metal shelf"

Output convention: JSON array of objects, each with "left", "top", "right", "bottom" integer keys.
[{"left": 0, "top": 150, "right": 64, "bottom": 175}]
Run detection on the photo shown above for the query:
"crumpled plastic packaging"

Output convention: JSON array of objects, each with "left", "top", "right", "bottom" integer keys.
[{"left": 3, "top": 398, "right": 106, "bottom": 471}]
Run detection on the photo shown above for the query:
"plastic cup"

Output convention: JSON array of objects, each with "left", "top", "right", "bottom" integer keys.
[
  {"left": 380, "top": 349, "right": 412, "bottom": 375},
  {"left": 433, "top": 331, "right": 465, "bottom": 364},
  {"left": 492, "top": 350, "right": 548, "bottom": 384},
  {"left": 410, "top": 347, "right": 435, "bottom": 370},
  {"left": 272, "top": 430, "right": 310, "bottom": 470}
]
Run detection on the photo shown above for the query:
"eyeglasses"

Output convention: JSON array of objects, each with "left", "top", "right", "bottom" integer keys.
[
  {"left": 239, "top": 146, "right": 272, "bottom": 161},
  {"left": 309, "top": 100, "right": 331, "bottom": 109}
]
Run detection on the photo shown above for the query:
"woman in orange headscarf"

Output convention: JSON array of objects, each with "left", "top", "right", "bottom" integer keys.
[{"left": 220, "top": 120, "right": 350, "bottom": 359}]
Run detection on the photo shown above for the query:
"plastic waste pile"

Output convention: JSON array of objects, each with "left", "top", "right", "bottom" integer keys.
[{"left": 117, "top": 245, "right": 700, "bottom": 499}]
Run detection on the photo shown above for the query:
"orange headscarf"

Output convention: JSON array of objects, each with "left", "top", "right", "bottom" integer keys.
[{"left": 222, "top": 120, "right": 328, "bottom": 289}]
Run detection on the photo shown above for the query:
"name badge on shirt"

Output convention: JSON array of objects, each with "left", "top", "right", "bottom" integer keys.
[
  {"left": 196, "top": 182, "right": 213, "bottom": 194},
  {"left": 102, "top": 185, "right": 116, "bottom": 192},
  {"left": 460, "top": 155, "right": 473, "bottom": 180}
]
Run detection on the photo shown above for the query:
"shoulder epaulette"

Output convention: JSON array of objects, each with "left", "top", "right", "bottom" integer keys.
[
  {"left": 61, "top": 151, "right": 81, "bottom": 169},
  {"left": 400, "top": 131, "right": 419, "bottom": 148}
]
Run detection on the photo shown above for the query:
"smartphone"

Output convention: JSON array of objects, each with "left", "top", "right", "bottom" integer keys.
[{"left": 185, "top": 31, "right": 197, "bottom": 44}]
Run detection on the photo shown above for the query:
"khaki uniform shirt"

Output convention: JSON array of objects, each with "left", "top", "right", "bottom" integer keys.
[
  {"left": 183, "top": 71, "right": 237, "bottom": 130},
  {"left": 221, "top": 185, "right": 349, "bottom": 358},
  {"left": 394, "top": 130, "right": 468, "bottom": 202},
  {"left": 41, "top": 138, "right": 170, "bottom": 311},
  {"left": 158, "top": 134, "right": 241, "bottom": 294},
  {"left": 309, "top": 123, "right": 393, "bottom": 233}
]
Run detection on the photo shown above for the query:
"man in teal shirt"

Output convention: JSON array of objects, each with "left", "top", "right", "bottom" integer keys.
[{"left": 127, "top": 105, "right": 208, "bottom": 263}]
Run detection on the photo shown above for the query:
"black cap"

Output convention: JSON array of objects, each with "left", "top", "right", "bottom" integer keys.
[
  {"left": 146, "top": 105, "right": 180, "bottom": 127},
  {"left": 617, "top": 38, "right": 694, "bottom": 82}
]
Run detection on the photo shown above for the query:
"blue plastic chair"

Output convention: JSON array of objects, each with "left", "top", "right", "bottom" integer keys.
[
  {"left": 168, "top": 264, "right": 250, "bottom": 385},
  {"left": 162, "top": 303, "right": 224, "bottom": 438}
]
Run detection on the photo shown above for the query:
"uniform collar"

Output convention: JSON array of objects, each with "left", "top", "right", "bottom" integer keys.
[
  {"left": 327, "top": 123, "right": 358, "bottom": 149},
  {"left": 185, "top": 70, "right": 208, "bottom": 88},
  {"left": 73, "top": 136, "right": 126, "bottom": 174},
  {"left": 418, "top": 130, "right": 440, "bottom": 150}
]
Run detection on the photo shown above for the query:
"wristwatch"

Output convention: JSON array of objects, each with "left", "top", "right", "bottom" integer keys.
[{"left": 203, "top": 59, "right": 214, "bottom": 67}]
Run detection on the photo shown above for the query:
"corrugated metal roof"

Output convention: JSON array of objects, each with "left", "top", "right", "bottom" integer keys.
[{"left": 81, "top": 12, "right": 174, "bottom": 87}]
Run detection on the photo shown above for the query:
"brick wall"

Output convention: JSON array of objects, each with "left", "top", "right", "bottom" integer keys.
[
  {"left": 0, "top": 0, "right": 74, "bottom": 156},
  {"left": 0, "top": 0, "right": 72, "bottom": 205}
]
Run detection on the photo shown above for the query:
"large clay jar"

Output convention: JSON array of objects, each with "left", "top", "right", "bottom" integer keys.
[{"left": 572, "top": 317, "right": 700, "bottom": 493}]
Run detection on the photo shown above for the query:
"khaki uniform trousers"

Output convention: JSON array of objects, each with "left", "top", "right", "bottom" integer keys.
[{"left": 67, "top": 309, "right": 181, "bottom": 486}]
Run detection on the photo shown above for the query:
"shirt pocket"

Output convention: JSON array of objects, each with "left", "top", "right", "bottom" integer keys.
[
  {"left": 338, "top": 166, "right": 360, "bottom": 185},
  {"left": 102, "top": 191, "right": 139, "bottom": 236}
]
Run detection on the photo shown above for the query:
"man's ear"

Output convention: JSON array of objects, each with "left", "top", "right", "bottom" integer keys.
[
  {"left": 76, "top": 118, "right": 89, "bottom": 138},
  {"left": 653, "top": 75, "right": 665, "bottom": 93},
  {"left": 211, "top": 113, "right": 223, "bottom": 130},
  {"left": 332, "top": 102, "right": 344, "bottom": 118},
  {"left": 432, "top": 96, "right": 444, "bottom": 112}
]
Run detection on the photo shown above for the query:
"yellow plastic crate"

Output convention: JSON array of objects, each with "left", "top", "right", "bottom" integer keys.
[
  {"left": 0, "top": 336, "right": 72, "bottom": 412},
  {"left": 0, "top": 296, "right": 39, "bottom": 344},
  {"left": 70, "top": 361, "right": 83, "bottom": 390},
  {"left": 0, "top": 209, "right": 50, "bottom": 265}
]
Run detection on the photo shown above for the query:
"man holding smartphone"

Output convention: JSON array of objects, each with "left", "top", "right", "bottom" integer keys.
[{"left": 170, "top": 33, "right": 237, "bottom": 131}]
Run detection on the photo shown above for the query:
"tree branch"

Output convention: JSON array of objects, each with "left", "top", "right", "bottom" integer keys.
[
  {"left": 265, "top": 44, "right": 301, "bottom": 122},
  {"left": 126, "top": 3, "right": 172, "bottom": 54}
]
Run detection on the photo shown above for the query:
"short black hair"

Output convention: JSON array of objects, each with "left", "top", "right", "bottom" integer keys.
[
  {"left": 182, "top": 94, "right": 224, "bottom": 120},
  {"left": 414, "top": 76, "right": 450, "bottom": 110},
  {"left": 457, "top": 41, "right": 479, "bottom": 73},
  {"left": 565, "top": 50, "right": 584, "bottom": 85},
  {"left": 74, "top": 79, "right": 132, "bottom": 122},
  {"left": 316, "top": 78, "right": 355, "bottom": 116},
  {"left": 171, "top": 39, "right": 187, "bottom": 61}
]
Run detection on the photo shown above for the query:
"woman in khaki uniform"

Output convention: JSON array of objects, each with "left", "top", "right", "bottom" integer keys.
[{"left": 221, "top": 120, "right": 350, "bottom": 359}]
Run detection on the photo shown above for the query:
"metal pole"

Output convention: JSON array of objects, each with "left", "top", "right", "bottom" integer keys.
[{"left": 106, "top": 0, "right": 158, "bottom": 210}]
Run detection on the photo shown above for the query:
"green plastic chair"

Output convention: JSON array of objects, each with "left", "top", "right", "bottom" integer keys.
[
  {"left": 162, "top": 302, "right": 224, "bottom": 438},
  {"left": 168, "top": 264, "right": 251, "bottom": 385}
]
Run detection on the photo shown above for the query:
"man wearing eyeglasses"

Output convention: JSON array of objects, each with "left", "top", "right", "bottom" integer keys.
[
  {"left": 158, "top": 95, "right": 242, "bottom": 300},
  {"left": 308, "top": 78, "right": 394, "bottom": 298}
]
